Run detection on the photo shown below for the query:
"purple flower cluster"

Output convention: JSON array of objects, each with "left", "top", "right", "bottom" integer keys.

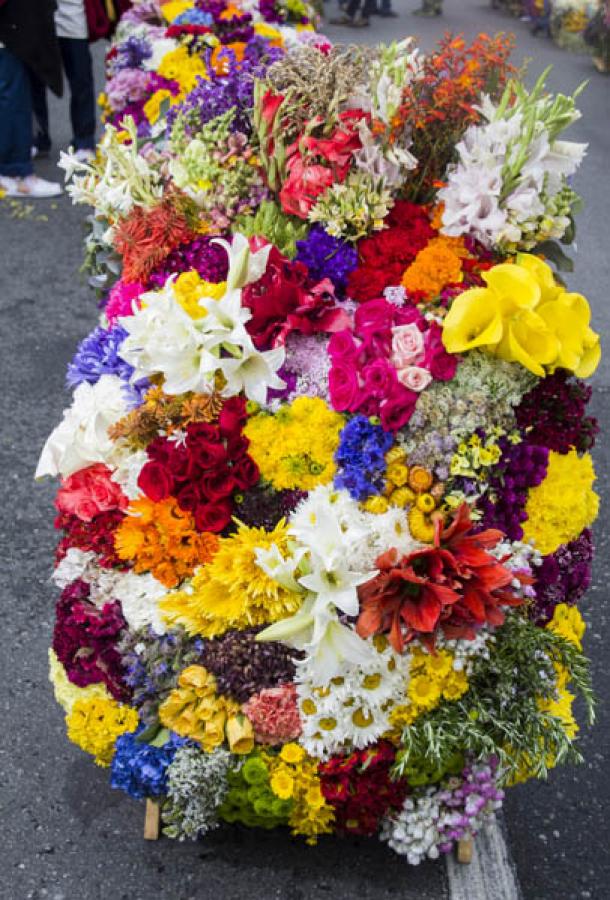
[
  {"left": 437, "top": 757, "right": 504, "bottom": 853},
  {"left": 476, "top": 436, "right": 549, "bottom": 540},
  {"left": 66, "top": 324, "right": 133, "bottom": 388},
  {"left": 516, "top": 371, "right": 598, "bottom": 455},
  {"left": 118, "top": 627, "right": 205, "bottom": 725},
  {"left": 109, "top": 36, "right": 153, "bottom": 74},
  {"left": 166, "top": 40, "right": 283, "bottom": 138},
  {"left": 147, "top": 236, "right": 229, "bottom": 288},
  {"left": 233, "top": 483, "right": 305, "bottom": 529},
  {"left": 201, "top": 627, "right": 302, "bottom": 702},
  {"left": 295, "top": 225, "right": 358, "bottom": 296},
  {"left": 530, "top": 529, "right": 594, "bottom": 624},
  {"left": 53, "top": 579, "right": 129, "bottom": 701}
]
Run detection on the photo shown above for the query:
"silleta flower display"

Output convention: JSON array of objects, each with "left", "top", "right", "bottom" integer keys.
[{"left": 39, "top": 0, "right": 600, "bottom": 864}]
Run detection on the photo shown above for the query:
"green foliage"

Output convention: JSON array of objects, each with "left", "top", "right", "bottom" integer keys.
[
  {"left": 219, "top": 749, "right": 292, "bottom": 829},
  {"left": 394, "top": 613, "right": 594, "bottom": 784},
  {"left": 235, "top": 200, "right": 308, "bottom": 258}
]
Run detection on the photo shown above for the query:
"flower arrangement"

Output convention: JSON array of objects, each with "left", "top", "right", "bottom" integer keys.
[{"left": 39, "top": 0, "right": 600, "bottom": 865}]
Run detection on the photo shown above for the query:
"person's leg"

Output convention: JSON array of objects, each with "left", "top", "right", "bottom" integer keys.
[
  {"left": 29, "top": 70, "right": 52, "bottom": 154},
  {"left": 59, "top": 37, "right": 96, "bottom": 151},
  {"left": 0, "top": 48, "right": 34, "bottom": 178}
]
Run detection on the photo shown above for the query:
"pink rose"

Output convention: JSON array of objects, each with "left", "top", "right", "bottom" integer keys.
[
  {"left": 424, "top": 323, "right": 459, "bottom": 381},
  {"left": 55, "top": 464, "right": 128, "bottom": 521},
  {"left": 362, "top": 359, "right": 395, "bottom": 400},
  {"left": 391, "top": 323, "right": 425, "bottom": 369},
  {"left": 328, "top": 329, "right": 359, "bottom": 363},
  {"left": 380, "top": 390, "right": 418, "bottom": 432},
  {"left": 397, "top": 365, "right": 433, "bottom": 393},
  {"left": 329, "top": 363, "right": 362, "bottom": 412},
  {"left": 354, "top": 298, "right": 395, "bottom": 337},
  {"left": 74, "top": 498, "right": 100, "bottom": 521}
]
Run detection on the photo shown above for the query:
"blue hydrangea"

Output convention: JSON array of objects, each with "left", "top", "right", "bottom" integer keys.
[
  {"left": 66, "top": 324, "right": 134, "bottom": 388},
  {"left": 335, "top": 416, "right": 394, "bottom": 500},
  {"left": 110, "top": 727, "right": 187, "bottom": 800},
  {"left": 295, "top": 225, "right": 358, "bottom": 295},
  {"left": 174, "top": 9, "right": 214, "bottom": 25}
]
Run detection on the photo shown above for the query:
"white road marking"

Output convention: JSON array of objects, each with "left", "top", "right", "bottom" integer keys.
[{"left": 446, "top": 815, "right": 523, "bottom": 900}]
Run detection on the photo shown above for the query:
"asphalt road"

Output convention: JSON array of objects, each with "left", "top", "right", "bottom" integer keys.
[{"left": 0, "top": 3, "right": 608, "bottom": 898}]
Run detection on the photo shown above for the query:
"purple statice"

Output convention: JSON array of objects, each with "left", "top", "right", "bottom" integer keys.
[
  {"left": 516, "top": 371, "right": 598, "bottom": 454},
  {"left": 234, "top": 483, "right": 305, "bottom": 529},
  {"left": 147, "top": 236, "right": 229, "bottom": 288},
  {"left": 110, "top": 36, "right": 153, "bottom": 74},
  {"left": 530, "top": 529, "right": 594, "bottom": 624},
  {"left": 111, "top": 727, "right": 187, "bottom": 800},
  {"left": 295, "top": 225, "right": 358, "bottom": 296},
  {"left": 334, "top": 415, "right": 394, "bottom": 500},
  {"left": 476, "top": 436, "right": 549, "bottom": 541},
  {"left": 67, "top": 324, "right": 134, "bottom": 388},
  {"left": 118, "top": 627, "right": 206, "bottom": 726},
  {"left": 436, "top": 757, "right": 504, "bottom": 854},
  {"left": 201, "top": 627, "right": 302, "bottom": 703},
  {"left": 166, "top": 39, "right": 283, "bottom": 138}
]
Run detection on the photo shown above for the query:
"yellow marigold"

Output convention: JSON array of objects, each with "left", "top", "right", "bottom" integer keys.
[
  {"left": 160, "top": 520, "right": 302, "bottom": 637},
  {"left": 522, "top": 450, "right": 598, "bottom": 555},
  {"left": 66, "top": 696, "right": 138, "bottom": 767},
  {"left": 243, "top": 397, "right": 344, "bottom": 491},
  {"left": 114, "top": 497, "right": 219, "bottom": 588},
  {"left": 401, "top": 236, "right": 466, "bottom": 299},
  {"left": 546, "top": 603, "right": 586, "bottom": 651},
  {"left": 48, "top": 649, "right": 110, "bottom": 714}
]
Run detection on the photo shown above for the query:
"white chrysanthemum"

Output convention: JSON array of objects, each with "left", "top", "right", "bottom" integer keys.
[
  {"left": 36, "top": 374, "right": 128, "bottom": 479},
  {"left": 112, "top": 571, "right": 168, "bottom": 634}
]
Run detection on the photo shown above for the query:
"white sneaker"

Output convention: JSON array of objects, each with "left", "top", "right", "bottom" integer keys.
[
  {"left": 0, "top": 175, "right": 62, "bottom": 198},
  {"left": 73, "top": 148, "right": 95, "bottom": 163}
]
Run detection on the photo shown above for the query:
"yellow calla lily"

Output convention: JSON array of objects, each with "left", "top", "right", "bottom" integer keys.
[
  {"left": 497, "top": 311, "right": 560, "bottom": 376},
  {"left": 515, "top": 253, "right": 563, "bottom": 304},
  {"left": 441, "top": 288, "right": 504, "bottom": 353},
  {"left": 482, "top": 263, "right": 541, "bottom": 313},
  {"left": 538, "top": 292, "right": 601, "bottom": 377}
]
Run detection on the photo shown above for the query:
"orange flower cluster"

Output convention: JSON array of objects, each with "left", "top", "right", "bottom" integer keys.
[
  {"left": 114, "top": 497, "right": 219, "bottom": 588},
  {"left": 396, "top": 33, "right": 515, "bottom": 202},
  {"left": 109, "top": 385, "right": 223, "bottom": 450},
  {"left": 113, "top": 195, "right": 195, "bottom": 282},
  {"left": 401, "top": 235, "right": 468, "bottom": 300}
]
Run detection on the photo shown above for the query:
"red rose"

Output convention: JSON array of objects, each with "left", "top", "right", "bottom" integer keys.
[
  {"left": 226, "top": 435, "right": 249, "bottom": 459},
  {"left": 195, "top": 440, "right": 228, "bottom": 471},
  {"left": 195, "top": 501, "right": 232, "bottom": 534},
  {"left": 166, "top": 448, "right": 190, "bottom": 480},
  {"left": 232, "top": 455, "right": 260, "bottom": 491},
  {"left": 137, "top": 462, "right": 173, "bottom": 502},
  {"left": 219, "top": 397, "right": 247, "bottom": 437},
  {"left": 175, "top": 483, "right": 201, "bottom": 513},
  {"left": 200, "top": 470, "right": 236, "bottom": 502}
]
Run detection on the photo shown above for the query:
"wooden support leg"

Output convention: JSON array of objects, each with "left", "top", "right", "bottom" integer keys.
[
  {"left": 456, "top": 836, "right": 473, "bottom": 864},
  {"left": 144, "top": 799, "right": 161, "bottom": 840}
]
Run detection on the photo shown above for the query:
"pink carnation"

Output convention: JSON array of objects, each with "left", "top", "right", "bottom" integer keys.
[
  {"left": 105, "top": 279, "right": 145, "bottom": 325},
  {"left": 55, "top": 464, "right": 128, "bottom": 522},
  {"left": 242, "top": 683, "right": 301, "bottom": 745}
]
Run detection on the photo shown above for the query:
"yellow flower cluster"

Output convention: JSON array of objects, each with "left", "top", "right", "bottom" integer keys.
[
  {"left": 48, "top": 649, "right": 110, "bottom": 713},
  {"left": 160, "top": 520, "right": 302, "bottom": 637},
  {"left": 449, "top": 430, "right": 505, "bottom": 479},
  {"left": 442, "top": 254, "right": 601, "bottom": 378},
  {"left": 66, "top": 696, "right": 138, "bottom": 767},
  {"left": 159, "top": 665, "right": 254, "bottom": 753},
  {"left": 143, "top": 89, "right": 174, "bottom": 126},
  {"left": 157, "top": 46, "right": 209, "bottom": 96},
  {"left": 389, "top": 648, "right": 469, "bottom": 730},
  {"left": 522, "top": 450, "right": 598, "bottom": 555},
  {"left": 547, "top": 602, "right": 586, "bottom": 651},
  {"left": 160, "top": 0, "right": 192, "bottom": 22},
  {"left": 172, "top": 270, "right": 227, "bottom": 319},
  {"left": 362, "top": 449, "right": 442, "bottom": 544},
  {"left": 265, "top": 743, "right": 335, "bottom": 844},
  {"left": 244, "top": 397, "right": 344, "bottom": 491}
]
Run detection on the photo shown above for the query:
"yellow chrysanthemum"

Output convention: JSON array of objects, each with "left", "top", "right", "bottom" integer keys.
[
  {"left": 547, "top": 603, "right": 586, "bottom": 651},
  {"left": 522, "top": 450, "right": 598, "bottom": 555},
  {"left": 48, "top": 649, "right": 110, "bottom": 714},
  {"left": 157, "top": 46, "right": 208, "bottom": 94},
  {"left": 173, "top": 270, "right": 227, "bottom": 319},
  {"left": 66, "top": 696, "right": 138, "bottom": 767},
  {"left": 160, "top": 520, "right": 302, "bottom": 637},
  {"left": 264, "top": 749, "right": 334, "bottom": 844},
  {"left": 244, "top": 397, "right": 344, "bottom": 491}
]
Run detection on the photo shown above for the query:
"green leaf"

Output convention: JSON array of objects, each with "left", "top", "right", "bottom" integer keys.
[{"left": 535, "top": 240, "right": 574, "bottom": 272}]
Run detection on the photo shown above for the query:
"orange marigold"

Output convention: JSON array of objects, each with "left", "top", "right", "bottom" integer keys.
[
  {"left": 401, "top": 236, "right": 467, "bottom": 300},
  {"left": 114, "top": 497, "right": 218, "bottom": 588}
]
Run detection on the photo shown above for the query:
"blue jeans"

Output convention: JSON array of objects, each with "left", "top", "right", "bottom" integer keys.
[
  {"left": 31, "top": 38, "right": 96, "bottom": 152},
  {"left": 0, "top": 48, "right": 34, "bottom": 178}
]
